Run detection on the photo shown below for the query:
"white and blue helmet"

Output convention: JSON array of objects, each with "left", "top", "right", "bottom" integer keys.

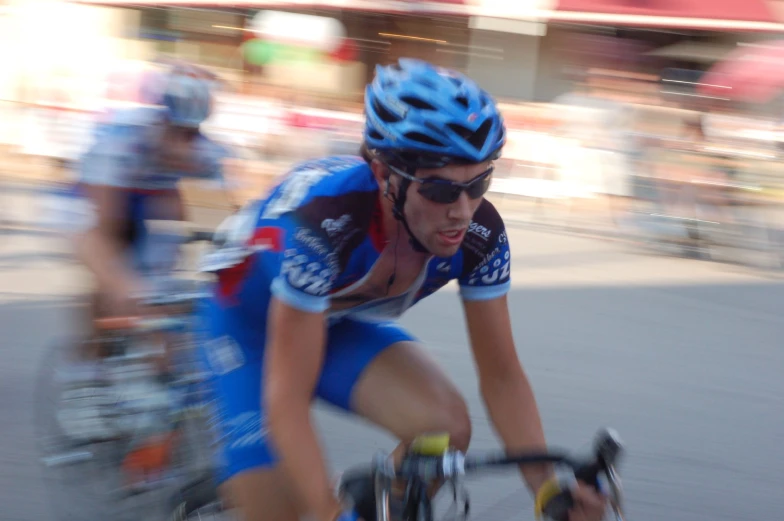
[{"left": 141, "top": 62, "right": 215, "bottom": 128}]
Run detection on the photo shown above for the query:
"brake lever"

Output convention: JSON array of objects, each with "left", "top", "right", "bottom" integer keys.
[
  {"left": 596, "top": 428, "right": 625, "bottom": 519},
  {"left": 537, "top": 429, "right": 626, "bottom": 521},
  {"left": 604, "top": 463, "right": 626, "bottom": 521}
]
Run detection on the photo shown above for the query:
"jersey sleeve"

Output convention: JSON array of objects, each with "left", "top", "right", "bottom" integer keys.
[
  {"left": 192, "top": 135, "right": 233, "bottom": 186},
  {"left": 269, "top": 214, "right": 340, "bottom": 313},
  {"left": 457, "top": 201, "right": 512, "bottom": 302},
  {"left": 77, "top": 123, "right": 136, "bottom": 188}
]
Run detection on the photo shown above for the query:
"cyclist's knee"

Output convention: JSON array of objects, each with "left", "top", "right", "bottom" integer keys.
[
  {"left": 411, "top": 390, "right": 472, "bottom": 452},
  {"left": 436, "top": 392, "right": 472, "bottom": 451}
]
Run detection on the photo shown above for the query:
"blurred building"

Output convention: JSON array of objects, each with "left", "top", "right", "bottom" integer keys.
[
  {"left": 2, "top": 0, "right": 784, "bottom": 164},
  {"left": 2, "top": 0, "right": 784, "bottom": 106}
]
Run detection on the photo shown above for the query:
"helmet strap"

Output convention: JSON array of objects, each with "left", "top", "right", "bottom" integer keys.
[{"left": 389, "top": 177, "right": 429, "bottom": 254}]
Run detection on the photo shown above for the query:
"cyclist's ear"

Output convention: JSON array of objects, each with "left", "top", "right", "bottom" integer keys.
[{"left": 369, "top": 158, "right": 389, "bottom": 185}]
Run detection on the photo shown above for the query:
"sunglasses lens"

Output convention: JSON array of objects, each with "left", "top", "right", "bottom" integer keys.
[
  {"left": 419, "top": 183, "right": 461, "bottom": 204},
  {"left": 466, "top": 172, "right": 492, "bottom": 199},
  {"left": 417, "top": 169, "right": 493, "bottom": 204}
]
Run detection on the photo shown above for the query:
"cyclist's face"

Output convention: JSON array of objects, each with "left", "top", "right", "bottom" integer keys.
[
  {"left": 159, "top": 124, "right": 201, "bottom": 172},
  {"left": 403, "top": 161, "right": 491, "bottom": 257}
]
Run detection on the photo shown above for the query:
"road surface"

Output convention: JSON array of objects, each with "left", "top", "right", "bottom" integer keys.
[{"left": 2, "top": 206, "right": 783, "bottom": 521}]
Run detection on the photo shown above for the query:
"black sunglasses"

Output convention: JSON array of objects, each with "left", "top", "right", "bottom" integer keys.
[{"left": 388, "top": 163, "right": 494, "bottom": 204}]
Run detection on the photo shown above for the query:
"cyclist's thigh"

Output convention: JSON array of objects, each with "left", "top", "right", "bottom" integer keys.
[
  {"left": 196, "top": 300, "right": 300, "bottom": 521},
  {"left": 205, "top": 362, "right": 301, "bottom": 521},
  {"left": 198, "top": 316, "right": 409, "bottom": 479},
  {"left": 318, "top": 319, "right": 471, "bottom": 450}
]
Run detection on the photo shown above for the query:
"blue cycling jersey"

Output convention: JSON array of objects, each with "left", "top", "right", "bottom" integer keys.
[{"left": 201, "top": 155, "right": 511, "bottom": 325}]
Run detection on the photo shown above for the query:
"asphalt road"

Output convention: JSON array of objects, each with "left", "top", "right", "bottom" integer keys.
[{"left": 2, "top": 204, "right": 784, "bottom": 521}]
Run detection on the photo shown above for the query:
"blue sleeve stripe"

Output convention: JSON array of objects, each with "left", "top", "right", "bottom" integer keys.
[
  {"left": 270, "top": 277, "right": 330, "bottom": 313},
  {"left": 459, "top": 281, "right": 511, "bottom": 302}
]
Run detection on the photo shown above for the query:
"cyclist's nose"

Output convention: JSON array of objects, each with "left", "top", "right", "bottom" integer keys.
[{"left": 446, "top": 191, "right": 473, "bottom": 221}]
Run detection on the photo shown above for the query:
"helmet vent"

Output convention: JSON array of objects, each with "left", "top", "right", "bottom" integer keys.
[
  {"left": 373, "top": 99, "right": 402, "bottom": 123},
  {"left": 405, "top": 132, "right": 444, "bottom": 147},
  {"left": 455, "top": 96, "right": 469, "bottom": 109},
  {"left": 400, "top": 96, "right": 435, "bottom": 110},
  {"left": 448, "top": 120, "right": 492, "bottom": 150}
]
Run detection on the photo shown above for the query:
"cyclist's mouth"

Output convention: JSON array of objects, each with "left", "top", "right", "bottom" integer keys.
[{"left": 437, "top": 228, "right": 466, "bottom": 246}]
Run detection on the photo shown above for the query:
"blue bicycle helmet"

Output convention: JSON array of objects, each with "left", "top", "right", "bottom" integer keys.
[{"left": 364, "top": 58, "right": 506, "bottom": 169}]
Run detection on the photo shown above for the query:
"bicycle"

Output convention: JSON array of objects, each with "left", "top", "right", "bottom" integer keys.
[
  {"left": 157, "top": 427, "right": 627, "bottom": 521},
  {"left": 336, "top": 428, "right": 626, "bottom": 521},
  {"left": 34, "top": 228, "right": 226, "bottom": 521}
]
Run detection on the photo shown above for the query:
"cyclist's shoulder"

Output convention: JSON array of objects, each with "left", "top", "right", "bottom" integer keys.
[
  {"left": 85, "top": 106, "right": 163, "bottom": 154},
  {"left": 444, "top": 198, "right": 509, "bottom": 281},
  {"left": 260, "top": 155, "right": 378, "bottom": 221},
  {"left": 94, "top": 106, "right": 164, "bottom": 135},
  {"left": 460, "top": 198, "right": 509, "bottom": 257},
  {"left": 284, "top": 155, "right": 375, "bottom": 194},
  {"left": 193, "top": 131, "right": 234, "bottom": 164}
]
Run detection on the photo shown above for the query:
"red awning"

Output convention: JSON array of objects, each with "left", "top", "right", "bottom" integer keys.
[
  {"left": 552, "top": 0, "right": 781, "bottom": 30},
  {"left": 557, "top": 0, "right": 775, "bottom": 22},
  {"left": 698, "top": 41, "right": 784, "bottom": 102}
]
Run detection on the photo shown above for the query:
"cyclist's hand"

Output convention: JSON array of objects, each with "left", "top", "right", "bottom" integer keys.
[
  {"left": 106, "top": 278, "right": 148, "bottom": 318},
  {"left": 106, "top": 289, "right": 141, "bottom": 318},
  {"left": 567, "top": 482, "right": 607, "bottom": 521}
]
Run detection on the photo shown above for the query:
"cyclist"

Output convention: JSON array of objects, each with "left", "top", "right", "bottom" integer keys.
[
  {"left": 58, "top": 60, "right": 234, "bottom": 441},
  {"left": 198, "top": 58, "right": 608, "bottom": 521}
]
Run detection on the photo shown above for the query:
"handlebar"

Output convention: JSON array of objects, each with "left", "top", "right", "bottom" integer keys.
[
  {"left": 366, "top": 428, "right": 625, "bottom": 521},
  {"left": 93, "top": 290, "right": 209, "bottom": 333},
  {"left": 94, "top": 315, "right": 186, "bottom": 333},
  {"left": 141, "top": 290, "right": 210, "bottom": 308},
  {"left": 91, "top": 228, "right": 215, "bottom": 333}
]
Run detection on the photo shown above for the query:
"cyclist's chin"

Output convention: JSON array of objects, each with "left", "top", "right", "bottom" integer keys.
[{"left": 426, "top": 234, "right": 463, "bottom": 257}]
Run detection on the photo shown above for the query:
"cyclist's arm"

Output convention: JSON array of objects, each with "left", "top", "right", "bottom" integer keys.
[
  {"left": 457, "top": 217, "right": 551, "bottom": 495},
  {"left": 71, "top": 124, "right": 146, "bottom": 306},
  {"left": 168, "top": 187, "right": 187, "bottom": 222},
  {"left": 72, "top": 183, "right": 144, "bottom": 305},
  {"left": 195, "top": 134, "right": 241, "bottom": 211},
  {"left": 461, "top": 295, "right": 551, "bottom": 495},
  {"left": 263, "top": 221, "right": 341, "bottom": 521},
  {"left": 265, "top": 298, "right": 340, "bottom": 521}
]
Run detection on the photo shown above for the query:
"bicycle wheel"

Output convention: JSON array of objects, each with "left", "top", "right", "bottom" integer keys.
[
  {"left": 168, "top": 473, "right": 227, "bottom": 520},
  {"left": 34, "top": 338, "right": 217, "bottom": 521},
  {"left": 34, "top": 338, "right": 157, "bottom": 521}
]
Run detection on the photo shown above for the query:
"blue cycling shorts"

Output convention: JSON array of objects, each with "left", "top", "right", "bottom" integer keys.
[{"left": 196, "top": 299, "right": 416, "bottom": 483}]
